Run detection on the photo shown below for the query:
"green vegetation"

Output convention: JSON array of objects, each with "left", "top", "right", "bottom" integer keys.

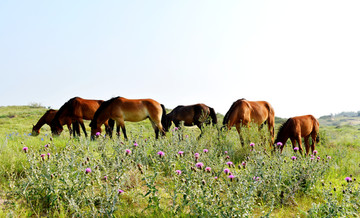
[{"left": 0, "top": 106, "right": 360, "bottom": 216}]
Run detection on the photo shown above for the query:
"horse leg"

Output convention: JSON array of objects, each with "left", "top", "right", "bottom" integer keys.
[
  {"left": 118, "top": 120, "right": 127, "bottom": 140},
  {"left": 310, "top": 131, "right": 317, "bottom": 154},
  {"left": 72, "top": 121, "right": 80, "bottom": 137},
  {"left": 304, "top": 135, "right": 310, "bottom": 156},
  {"left": 296, "top": 136, "right": 304, "bottom": 156},
  {"left": 288, "top": 138, "right": 297, "bottom": 154},
  {"left": 195, "top": 121, "right": 204, "bottom": 138},
  {"left": 67, "top": 123, "right": 73, "bottom": 137},
  {"left": 79, "top": 121, "right": 88, "bottom": 137},
  {"left": 235, "top": 123, "right": 244, "bottom": 146},
  {"left": 150, "top": 120, "right": 160, "bottom": 139}
]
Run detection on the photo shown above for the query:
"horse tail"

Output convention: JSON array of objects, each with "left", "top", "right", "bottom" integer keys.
[
  {"left": 209, "top": 107, "right": 218, "bottom": 125},
  {"left": 160, "top": 104, "right": 167, "bottom": 129}
]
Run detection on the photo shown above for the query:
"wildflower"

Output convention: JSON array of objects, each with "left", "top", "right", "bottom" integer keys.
[
  {"left": 118, "top": 189, "right": 124, "bottom": 194},
  {"left": 95, "top": 132, "right": 101, "bottom": 136},
  {"left": 345, "top": 177, "right": 352, "bottom": 182},
  {"left": 194, "top": 153, "right": 200, "bottom": 159},
  {"left": 22, "top": 147, "right": 28, "bottom": 153},
  {"left": 327, "top": 156, "right": 331, "bottom": 159},
  {"left": 310, "top": 157, "right": 314, "bottom": 160},
  {"left": 214, "top": 176, "right": 218, "bottom": 180},
  {"left": 250, "top": 143, "right": 255, "bottom": 147},
  {"left": 41, "top": 154, "right": 45, "bottom": 160},
  {"left": 203, "top": 149, "right": 208, "bottom": 153},
  {"left": 294, "top": 147, "right": 299, "bottom": 151},
  {"left": 85, "top": 168, "right": 92, "bottom": 174},
  {"left": 253, "top": 176, "right": 260, "bottom": 181},
  {"left": 317, "top": 156, "right": 321, "bottom": 160},
  {"left": 133, "top": 142, "right": 138, "bottom": 147},
  {"left": 178, "top": 151, "right": 184, "bottom": 157},
  {"left": 47, "top": 153, "right": 50, "bottom": 159},
  {"left": 125, "top": 149, "right": 131, "bottom": 155},
  {"left": 174, "top": 127, "right": 179, "bottom": 131},
  {"left": 224, "top": 168, "right": 230, "bottom": 174},
  {"left": 185, "top": 135, "right": 189, "bottom": 138},
  {"left": 313, "top": 150, "right": 318, "bottom": 155},
  {"left": 225, "top": 155, "right": 230, "bottom": 160},
  {"left": 103, "top": 176, "right": 108, "bottom": 181},
  {"left": 195, "top": 162, "right": 204, "bottom": 169},
  {"left": 205, "top": 167, "right": 211, "bottom": 172},
  {"left": 175, "top": 170, "right": 182, "bottom": 175},
  {"left": 224, "top": 151, "right": 228, "bottom": 154},
  {"left": 276, "top": 142, "right": 283, "bottom": 146},
  {"left": 157, "top": 151, "right": 165, "bottom": 158},
  {"left": 226, "top": 161, "right": 233, "bottom": 167},
  {"left": 228, "top": 174, "right": 235, "bottom": 181},
  {"left": 291, "top": 156, "right": 297, "bottom": 160},
  {"left": 44, "top": 144, "right": 49, "bottom": 148}
]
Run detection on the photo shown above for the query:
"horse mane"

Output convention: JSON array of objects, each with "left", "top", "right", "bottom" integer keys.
[
  {"left": 275, "top": 118, "right": 291, "bottom": 143},
  {"left": 89, "top": 96, "right": 121, "bottom": 128},
  {"left": 222, "top": 99, "right": 245, "bottom": 125},
  {"left": 52, "top": 97, "right": 78, "bottom": 124}
]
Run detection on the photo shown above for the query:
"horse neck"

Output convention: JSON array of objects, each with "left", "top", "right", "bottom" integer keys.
[
  {"left": 94, "top": 106, "right": 111, "bottom": 128},
  {"left": 34, "top": 114, "right": 48, "bottom": 130}
]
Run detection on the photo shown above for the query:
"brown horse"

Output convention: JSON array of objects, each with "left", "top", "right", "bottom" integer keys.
[
  {"left": 32, "top": 109, "right": 77, "bottom": 136},
  {"left": 162, "top": 104, "right": 217, "bottom": 137},
  {"left": 275, "top": 115, "right": 319, "bottom": 155},
  {"left": 222, "top": 99, "right": 275, "bottom": 146},
  {"left": 89, "top": 97, "right": 166, "bottom": 140},
  {"left": 51, "top": 97, "right": 113, "bottom": 137}
]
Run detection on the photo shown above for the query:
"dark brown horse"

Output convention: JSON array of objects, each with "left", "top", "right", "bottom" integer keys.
[
  {"left": 222, "top": 99, "right": 275, "bottom": 146},
  {"left": 32, "top": 109, "right": 77, "bottom": 136},
  {"left": 275, "top": 115, "right": 319, "bottom": 155},
  {"left": 89, "top": 97, "right": 166, "bottom": 140},
  {"left": 162, "top": 104, "right": 217, "bottom": 137},
  {"left": 51, "top": 97, "right": 113, "bottom": 137}
]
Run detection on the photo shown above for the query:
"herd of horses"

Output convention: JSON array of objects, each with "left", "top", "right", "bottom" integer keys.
[{"left": 32, "top": 96, "right": 319, "bottom": 155}]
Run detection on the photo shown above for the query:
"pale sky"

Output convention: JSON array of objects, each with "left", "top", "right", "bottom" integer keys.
[{"left": 1, "top": 0, "right": 359, "bottom": 118}]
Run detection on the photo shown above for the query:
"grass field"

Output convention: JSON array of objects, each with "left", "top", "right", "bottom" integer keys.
[{"left": 0, "top": 106, "right": 360, "bottom": 217}]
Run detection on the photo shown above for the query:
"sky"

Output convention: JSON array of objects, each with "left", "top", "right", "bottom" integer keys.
[{"left": 1, "top": 0, "right": 359, "bottom": 118}]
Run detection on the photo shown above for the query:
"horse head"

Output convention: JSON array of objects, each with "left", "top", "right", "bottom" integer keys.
[
  {"left": 31, "top": 125, "right": 40, "bottom": 136},
  {"left": 162, "top": 115, "right": 172, "bottom": 132},
  {"left": 50, "top": 120, "right": 63, "bottom": 136}
]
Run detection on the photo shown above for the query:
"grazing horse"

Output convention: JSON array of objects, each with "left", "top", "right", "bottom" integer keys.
[
  {"left": 89, "top": 97, "right": 166, "bottom": 140},
  {"left": 32, "top": 109, "right": 77, "bottom": 136},
  {"left": 222, "top": 99, "right": 275, "bottom": 146},
  {"left": 162, "top": 104, "right": 217, "bottom": 137},
  {"left": 51, "top": 97, "right": 113, "bottom": 137},
  {"left": 275, "top": 115, "right": 319, "bottom": 155}
]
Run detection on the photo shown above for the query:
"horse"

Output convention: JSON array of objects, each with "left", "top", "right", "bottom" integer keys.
[
  {"left": 275, "top": 115, "right": 319, "bottom": 155},
  {"left": 162, "top": 104, "right": 217, "bottom": 138},
  {"left": 222, "top": 98, "right": 275, "bottom": 146},
  {"left": 51, "top": 97, "right": 113, "bottom": 137},
  {"left": 89, "top": 96, "right": 166, "bottom": 140},
  {"left": 32, "top": 109, "right": 78, "bottom": 136}
]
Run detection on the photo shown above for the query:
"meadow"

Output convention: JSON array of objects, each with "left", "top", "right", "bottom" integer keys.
[{"left": 0, "top": 105, "right": 360, "bottom": 217}]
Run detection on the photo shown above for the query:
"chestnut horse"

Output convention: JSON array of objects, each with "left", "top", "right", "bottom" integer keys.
[
  {"left": 32, "top": 109, "right": 78, "bottom": 136},
  {"left": 51, "top": 97, "right": 113, "bottom": 137},
  {"left": 222, "top": 99, "right": 275, "bottom": 146},
  {"left": 162, "top": 104, "right": 217, "bottom": 137},
  {"left": 89, "top": 97, "right": 166, "bottom": 140},
  {"left": 275, "top": 115, "right": 319, "bottom": 155}
]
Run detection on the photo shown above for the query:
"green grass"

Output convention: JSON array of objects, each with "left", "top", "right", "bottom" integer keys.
[{"left": 1, "top": 106, "right": 360, "bottom": 216}]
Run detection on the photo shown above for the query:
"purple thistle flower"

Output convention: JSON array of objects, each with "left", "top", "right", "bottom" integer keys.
[
  {"left": 133, "top": 142, "right": 138, "bottom": 147},
  {"left": 125, "top": 149, "right": 131, "bottom": 155},
  {"left": 241, "top": 161, "right": 246, "bottom": 166},
  {"left": 224, "top": 168, "right": 230, "bottom": 174},
  {"left": 224, "top": 151, "right": 228, "bottom": 154},
  {"left": 345, "top": 177, "right": 352, "bottom": 182},
  {"left": 317, "top": 156, "right": 321, "bottom": 160},
  {"left": 310, "top": 157, "right": 314, "bottom": 160},
  {"left": 203, "top": 149, "right": 208, "bottom": 153},
  {"left": 214, "top": 176, "right": 218, "bottom": 180},
  {"left": 327, "top": 156, "right": 331, "bottom": 159},
  {"left": 253, "top": 176, "right": 260, "bottom": 181},
  {"left": 41, "top": 154, "right": 45, "bottom": 160},
  {"left": 195, "top": 162, "right": 204, "bottom": 169},
  {"left": 194, "top": 153, "right": 200, "bottom": 158},
  {"left": 250, "top": 143, "right": 255, "bottom": 147},
  {"left": 104, "top": 176, "right": 108, "bottom": 181},
  {"left": 174, "top": 127, "right": 179, "bottom": 131},
  {"left": 291, "top": 156, "right": 297, "bottom": 160},
  {"left": 276, "top": 142, "right": 283, "bottom": 146},
  {"left": 205, "top": 167, "right": 211, "bottom": 172},
  {"left": 185, "top": 135, "right": 189, "bottom": 138},
  {"left": 294, "top": 147, "right": 299, "bottom": 151},
  {"left": 313, "top": 150, "right": 318, "bottom": 155},
  {"left": 226, "top": 161, "right": 233, "bottom": 166},
  {"left": 95, "top": 132, "right": 101, "bottom": 136},
  {"left": 44, "top": 144, "right": 49, "bottom": 148},
  {"left": 118, "top": 189, "right": 124, "bottom": 194},
  {"left": 47, "top": 153, "right": 50, "bottom": 158},
  {"left": 157, "top": 151, "right": 165, "bottom": 157},
  {"left": 22, "top": 147, "right": 28, "bottom": 153},
  {"left": 175, "top": 170, "right": 182, "bottom": 175},
  {"left": 228, "top": 174, "right": 235, "bottom": 181},
  {"left": 85, "top": 168, "right": 92, "bottom": 174},
  {"left": 178, "top": 151, "right": 184, "bottom": 157}
]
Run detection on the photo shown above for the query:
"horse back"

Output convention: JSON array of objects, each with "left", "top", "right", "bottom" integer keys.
[{"left": 291, "top": 115, "right": 319, "bottom": 137}]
